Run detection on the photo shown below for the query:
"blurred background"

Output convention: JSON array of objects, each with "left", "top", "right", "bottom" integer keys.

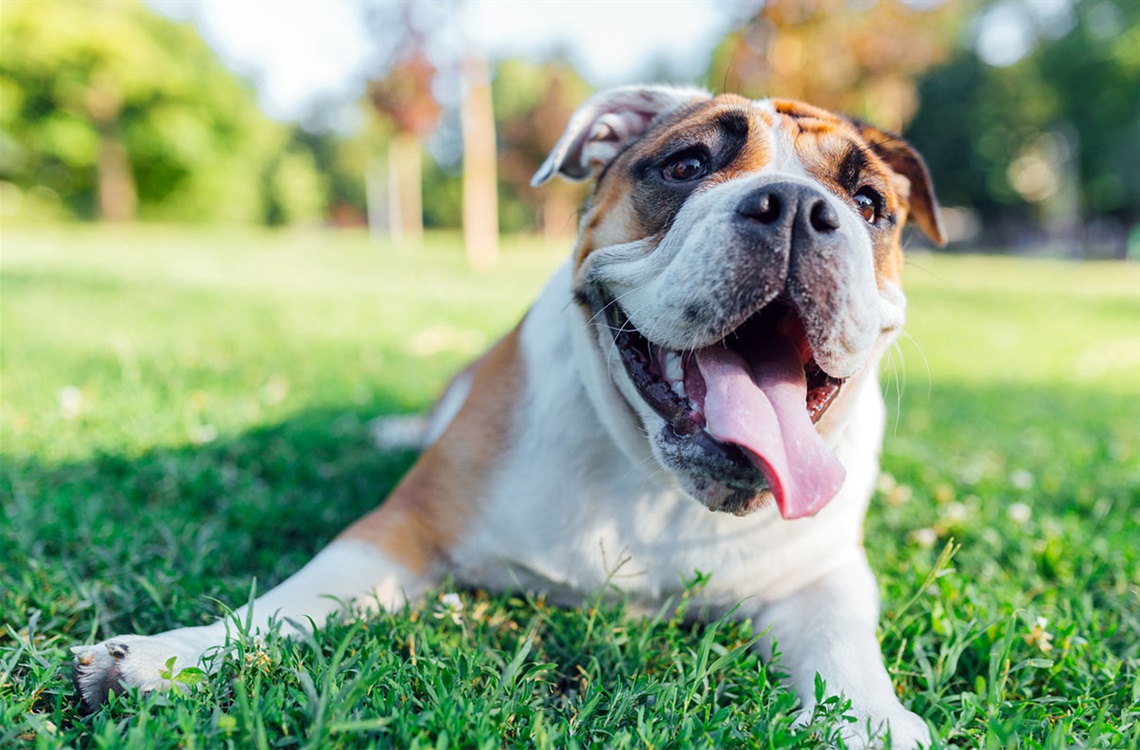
[{"left": 1, "top": 0, "right": 1137, "bottom": 262}]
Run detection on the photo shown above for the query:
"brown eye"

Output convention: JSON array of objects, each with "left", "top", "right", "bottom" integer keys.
[
  {"left": 662, "top": 154, "right": 707, "bottom": 182},
  {"left": 854, "top": 187, "right": 882, "bottom": 224}
]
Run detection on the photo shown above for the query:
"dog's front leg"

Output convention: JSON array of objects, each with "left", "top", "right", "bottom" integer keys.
[
  {"left": 72, "top": 326, "right": 524, "bottom": 711},
  {"left": 71, "top": 535, "right": 429, "bottom": 712},
  {"left": 755, "top": 549, "right": 930, "bottom": 749}
]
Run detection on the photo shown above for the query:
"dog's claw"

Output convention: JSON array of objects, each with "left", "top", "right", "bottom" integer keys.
[{"left": 106, "top": 641, "right": 130, "bottom": 660}]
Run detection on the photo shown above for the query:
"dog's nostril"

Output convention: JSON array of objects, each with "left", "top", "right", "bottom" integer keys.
[
  {"left": 740, "top": 191, "right": 782, "bottom": 224},
  {"left": 809, "top": 199, "right": 839, "bottom": 233}
]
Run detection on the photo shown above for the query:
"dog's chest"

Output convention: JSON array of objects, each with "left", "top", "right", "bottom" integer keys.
[
  {"left": 444, "top": 347, "right": 873, "bottom": 605},
  {"left": 449, "top": 453, "right": 869, "bottom": 607},
  {"left": 442, "top": 263, "right": 881, "bottom": 607}
]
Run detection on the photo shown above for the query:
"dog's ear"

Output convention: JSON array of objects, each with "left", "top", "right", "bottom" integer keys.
[
  {"left": 855, "top": 123, "right": 947, "bottom": 247},
  {"left": 531, "top": 85, "right": 708, "bottom": 187}
]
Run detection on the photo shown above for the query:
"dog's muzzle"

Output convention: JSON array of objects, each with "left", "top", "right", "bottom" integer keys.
[{"left": 599, "top": 293, "right": 847, "bottom": 519}]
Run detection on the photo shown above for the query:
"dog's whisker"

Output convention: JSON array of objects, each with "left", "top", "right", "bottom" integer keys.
[
  {"left": 898, "top": 328, "right": 932, "bottom": 400},
  {"left": 885, "top": 342, "right": 904, "bottom": 435}
]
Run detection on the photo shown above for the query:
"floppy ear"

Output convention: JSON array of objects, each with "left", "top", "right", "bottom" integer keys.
[
  {"left": 531, "top": 85, "right": 708, "bottom": 187},
  {"left": 856, "top": 124, "right": 947, "bottom": 246}
]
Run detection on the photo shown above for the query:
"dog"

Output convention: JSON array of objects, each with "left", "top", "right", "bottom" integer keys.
[{"left": 73, "top": 85, "right": 945, "bottom": 748}]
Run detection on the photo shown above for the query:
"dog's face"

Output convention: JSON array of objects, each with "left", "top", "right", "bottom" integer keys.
[{"left": 534, "top": 87, "right": 944, "bottom": 519}]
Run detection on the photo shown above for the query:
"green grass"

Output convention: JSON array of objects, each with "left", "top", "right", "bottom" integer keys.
[{"left": 2, "top": 226, "right": 1137, "bottom": 748}]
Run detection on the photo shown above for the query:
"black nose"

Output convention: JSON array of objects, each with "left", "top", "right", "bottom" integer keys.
[{"left": 736, "top": 183, "right": 840, "bottom": 235}]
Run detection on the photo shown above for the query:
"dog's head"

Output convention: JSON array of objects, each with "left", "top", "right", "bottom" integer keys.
[{"left": 533, "top": 86, "right": 945, "bottom": 519}]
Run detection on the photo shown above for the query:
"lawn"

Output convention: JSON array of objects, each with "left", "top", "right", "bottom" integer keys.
[{"left": 2, "top": 226, "right": 1137, "bottom": 748}]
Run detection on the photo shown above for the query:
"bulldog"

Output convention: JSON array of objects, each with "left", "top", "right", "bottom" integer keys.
[{"left": 73, "top": 85, "right": 945, "bottom": 748}]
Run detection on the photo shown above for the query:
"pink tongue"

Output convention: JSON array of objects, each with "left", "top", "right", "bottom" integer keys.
[{"left": 695, "top": 338, "right": 845, "bottom": 519}]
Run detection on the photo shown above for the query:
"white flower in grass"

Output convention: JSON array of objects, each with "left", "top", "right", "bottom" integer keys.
[
  {"left": 877, "top": 472, "right": 913, "bottom": 505},
  {"left": 1010, "top": 469, "right": 1034, "bottom": 490},
  {"left": 1024, "top": 616, "right": 1054, "bottom": 654},
  {"left": 434, "top": 592, "right": 464, "bottom": 625},
  {"left": 59, "top": 386, "right": 84, "bottom": 420},
  {"left": 909, "top": 527, "right": 938, "bottom": 549},
  {"left": 877, "top": 472, "right": 897, "bottom": 494},
  {"left": 262, "top": 375, "right": 289, "bottom": 405},
  {"left": 943, "top": 502, "right": 969, "bottom": 524},
  {"left": 1007, "top": 502, "right": 1032, "bottom": 524}
]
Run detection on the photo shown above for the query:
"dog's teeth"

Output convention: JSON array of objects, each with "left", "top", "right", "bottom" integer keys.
[
  {"left": 671, "top": 380, "right": 687, "bottom": 399},
  {"left": 663, "top": 351, "right": 684, "bottom": 383}
]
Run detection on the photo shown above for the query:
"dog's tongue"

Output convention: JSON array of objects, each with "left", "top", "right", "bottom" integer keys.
[{"left": 695, "top": 339, "right": 845, "bottom": 519}]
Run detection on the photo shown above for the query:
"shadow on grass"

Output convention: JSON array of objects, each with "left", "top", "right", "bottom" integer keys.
[
  {"left": 2, "top": 401, "right": 420, "bottom": 639},
  {"left": 4, "top": 378, "right": 1135, "bottom": 639}
]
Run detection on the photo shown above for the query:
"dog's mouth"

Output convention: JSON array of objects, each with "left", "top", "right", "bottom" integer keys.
[{"left": 602, "top": 294, "right": 848, "bottom": 519}]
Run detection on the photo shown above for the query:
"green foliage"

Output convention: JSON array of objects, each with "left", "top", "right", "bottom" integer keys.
[
  {"left": 263, "top": 146, "right": 330, "bottom": 226},
  {"left": 0, "top": 0, "right": 324, "bottom": 224},
  {"left": 1, "top": 228, "right": 1137, "bottom": 747},
  {"left": 491, "top": 58, "right": 591, "bottom": 234},
  {"left": 907, "top": 0, "right": 1140, "bottom": 223},
  {"left": 291, "top": 112, "right": 388, "bottom": 226}
]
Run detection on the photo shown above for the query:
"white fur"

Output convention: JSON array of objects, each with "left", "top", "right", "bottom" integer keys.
[{"left": 72, "top": 541, "right": 424, "bottom": 707}]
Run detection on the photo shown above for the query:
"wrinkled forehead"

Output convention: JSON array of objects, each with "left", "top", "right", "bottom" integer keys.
[
  {"left": 627, "top": 94, "right": 871, "bottom": 171},
  {"left": 577, "top": 94, "right": 906, "bottom": 281}
]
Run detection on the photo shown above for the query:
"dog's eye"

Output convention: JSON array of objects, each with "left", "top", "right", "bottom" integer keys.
[
  {"left": 853, "top": 187, "right": 883, "bottom": 224},
  {"left": 662, "top": 154, "right": 708, "bottom": 182}
]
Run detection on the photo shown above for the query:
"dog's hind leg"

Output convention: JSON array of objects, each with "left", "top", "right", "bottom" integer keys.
[{"left": 369, "top": 344, "right": 487, "bottom": 453}]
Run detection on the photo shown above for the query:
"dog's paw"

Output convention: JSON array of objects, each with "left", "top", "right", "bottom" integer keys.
[
  {"left": 71, "top": 631, "right": 210, "bottom": 712},
  {"left": 795, "top": 701, "right": 931, "bottom": 749},
  {"left": 851, "top": 704, "right": 930, "bottom": 749}
]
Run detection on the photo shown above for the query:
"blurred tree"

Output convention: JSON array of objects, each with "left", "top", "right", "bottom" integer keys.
[
  {"left": 0, "top": 0, "right": 296, "bottom": 223},
  {"left": 707, "top": 0, "right": 963, "bottom": 132},
  {"left": 263, "top": 141, "right": 330, "bottom": 226},
  {"left": 363, "top": 0, "right": 503, "bottom": 266},
  {"left": 462, "top": 55, "right": 499, "bottom": 267},
  {"left": 493, "top": 58, "right": 592, "bottom": 238},
  {"left": 366, "top": 53, "right": 440, "bottom": 243},
  {"left": 906, "top": 0, "right": 1140, "bottom": 242},
  {"left": 291, "top": 111, "right": 380, "bottom": 227},
  {"left": 420, "top": 158, "right": 464, "bottom": 230}
]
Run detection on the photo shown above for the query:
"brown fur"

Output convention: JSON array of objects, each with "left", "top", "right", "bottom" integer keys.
[
  {"left": 338, "top": 326, "right": 523, "bottom": 574},
  {"left": 771, "top": 100, "right": 909, "bottom": 284},
  {"left": 572, "top": 94, "right": 941, "bottom": 288}
]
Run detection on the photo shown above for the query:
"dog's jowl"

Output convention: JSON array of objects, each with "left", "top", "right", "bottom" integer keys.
[{"left": 73, "top": 86, "right": 945, "bottom": 748}]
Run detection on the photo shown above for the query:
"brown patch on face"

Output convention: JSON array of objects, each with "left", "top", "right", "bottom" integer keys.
[
  {"left": 337, "top": 326, "right": 523, "bottom": 575},
  {"left": 572, "top": 94, "right": 774, "bottom": 277},
  {"left": 569, "top": 95, "right": 936, "bottom": 289},
  {"left": 771, "top": 99, "right": 907, "bottom": 285},
  {"left": 854, "top": 122, "right": 947, "bottom": 249}
]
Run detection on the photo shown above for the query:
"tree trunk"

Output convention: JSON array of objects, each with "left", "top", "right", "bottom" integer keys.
[
  {"left": 388, "top": 132, "right": 423, "bottom": 245},
  {"left": 365, "top": 156, "right": 390, "bottom": 245},
  {"left": 461, "top": 55, "right": 498, "bottom": 269},
  {"left": 96, "top": 124, "right": 136, "bottom": 222}
]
